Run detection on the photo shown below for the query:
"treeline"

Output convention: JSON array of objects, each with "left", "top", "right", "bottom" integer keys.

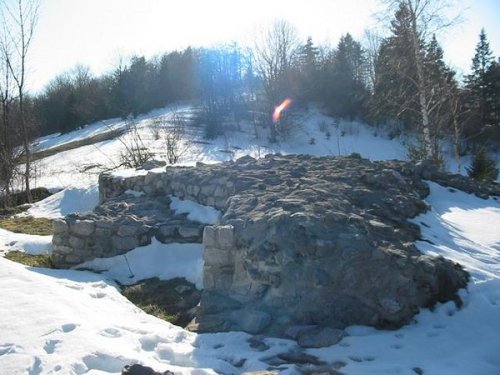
[
  {"left": 34, "top": 49, "right": 198, "bottom": 134},
  {"left": 30, "top": 13, "right": 499, "bottom": 156}
]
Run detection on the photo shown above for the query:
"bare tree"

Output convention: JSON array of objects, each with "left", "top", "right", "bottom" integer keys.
[
  {"left": 363, "top": 29, "right": 382, "bottom": 91},
  {"left": 253, "top": 20, "right": 300, "bottom": 142},
  {"left": 149, "top": 110, "right": 190, "bottom": 165},
  {"left": 381, "top": 0, "right": 459, "bottom": 160},
  {"left": 119, "top": 116, "right": 154, "bottom": 169},
  {"left": 0, "top": 13, "right": 18, "bottom": 205},
  {"left": 0, "top": 0, "right": 40, "bottom": 203}
]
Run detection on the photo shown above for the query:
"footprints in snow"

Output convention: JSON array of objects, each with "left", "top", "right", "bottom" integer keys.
[
  {"left": 0, "top": 343, "right": 20, "bottom": 356},
  {"left": 28, "top": 356, "right": 42, "bottom": 375},
  {"left": 42, "top": 323, "right": 79, "bottom": 337},
  {"left": 82, "top": 352, "right": 134, "bottom": 374},
  {"left": 59, "top": 280, "right": 109, "bottom": 299},
  {"left": 43, "top": 339, "right": 61, "bottom": 354},
  {"left": 61, "top": 323, "right": 78, "bottom": 333},
  {"left": 100, "top": 327, "right": 122, "bottom": 338},
  {"left": 89, "top": 291, "right": 107, "bottom": 299}
]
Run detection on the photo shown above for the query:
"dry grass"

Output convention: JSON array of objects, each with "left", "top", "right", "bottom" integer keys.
[
  {"left": 121, "top": 277, "right": 200, "bottom": 327},
  {"left": 0, "top": 216, "right": 53, "bottom": 236},
  {"left": 4, "top": 250, "right": 53, "bottom": 268}
]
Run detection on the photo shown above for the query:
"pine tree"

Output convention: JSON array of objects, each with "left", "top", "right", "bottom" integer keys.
[
  {"left": 372, "top": 3, "right": 420, "bottom": 130},
  {"left": 467, "top": 147, "right": 499, "bottom": 182},
  {"left": 465, "top": 29, "right": 495, "bottom": 140},
  {"left": 323, "top": 33, "right": 369, "bottom": 119},
  {"left": 298, "top": 37, "right": 319, "bottom": 101},
  {"left": 483, "top": 58, "right": 500, "bottom": 141}
]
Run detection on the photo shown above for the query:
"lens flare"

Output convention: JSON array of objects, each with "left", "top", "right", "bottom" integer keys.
[{"left": 272, "top": 98, "right": 292, "bottom": 123}]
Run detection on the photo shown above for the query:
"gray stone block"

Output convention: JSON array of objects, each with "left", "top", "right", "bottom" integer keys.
[
  {"left": 216, "top": 225, "right": 234, "bottom": 249},
  {"left": 178, "top": 226, "right": 201, "bottom": 238},
  {"left": 202, "top": 226, "right": 216, "bottom": 247},
  {"left": 297, "top": 327, "right": 345, "bottom": 348},
  {"left": 159, "top": 225, "right": 176, "bottom": 237},
  {"left": 69, "top": 236, "right": 85, "bottom": 249},
  {"left": 71, "top": 220, "right": 95, "bottom": 236},
  {"left": 117, "top": 224, "right": 138, "bottom": 237},
  {"left": 52, "top": 219, "right": 69, "bottom": 234},
  {"left": 65, "top": 254, "right": 83, "bottom": 264},
  {"left": 231, "top": 309, "right": 271, "bottom": 334},
  {"left": 203, "top": 247, "right": 233, "bottom": 266},
  {"left": 112, "top": 236, "right": 139, "bottom": 251}
]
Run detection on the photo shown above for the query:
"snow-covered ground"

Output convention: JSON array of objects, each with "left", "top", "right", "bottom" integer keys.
[{"left": 1, "top": 105, "right": 499, "bottom": 374}]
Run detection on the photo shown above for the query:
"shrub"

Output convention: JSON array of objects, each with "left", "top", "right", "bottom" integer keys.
[{"left": 467, "top": 147, "right": 499, "bottom": 182}]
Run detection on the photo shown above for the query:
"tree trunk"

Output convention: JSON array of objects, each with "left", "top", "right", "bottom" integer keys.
[
  {"left": 410, "top": 12, "right": 433, "bottom": 160},
  {"left": 18, "top": 68, "right": 32, "bottom": 202}
]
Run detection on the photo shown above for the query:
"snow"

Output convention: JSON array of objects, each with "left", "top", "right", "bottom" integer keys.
[
  {"left": 170, "top": 196, "right": 221, "bottom": 225},
  {"left": 0, "top": 227, "right": 51, "bottom": 255},
  {"left": 1, "top": 104, "right": 500, "bottom": 374},
  {"left": 124, "top": 189, "right": 146, "bottom": 198},
  {"left": 33, "top": 117, "right": 125, "bottom": 151},
  {"left": 24, "top": 184, "right": 99, "bottom": 219},
  {"left": 77, "top": 240, "right": 204, "bottom": 289}
]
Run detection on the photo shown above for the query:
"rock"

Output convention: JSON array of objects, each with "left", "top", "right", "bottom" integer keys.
[
  {"left": 71, "top": 220, "right": 95, "bottom": 236},
  {"left": 52, "top": 219, "right": 69, "bottom": 234},
  {"left": 277, "top": 351, "right": 325, "bottom": 365},
  {"left": 285, "top": 325, "right": 317, "bottom": 340},
  {"left": 140, "top": 160, "right": 167, "bottom": 171},
  {"left": 178, "top": 225, "right": 201, "bottom": 238},
  {"left": 121, "top": 364, "right": 173, "bottom": 375},
  {"left": 195, "top": 314, "right": 232, "bottom": 332},
  {"left": 158, "top": 225, "right": 176, "bottom": 238},
  {"left": 68, "top": 236, "right": 85, "bottom": 249},
  {"left": 215, "top": 225, "right": 234, "bottom": 249},
  {"left": 297, "top": 327, "right": 345, "bottom": 348},
  {"left": 247, "top": 335, "right": 270, "bottom": 351},
  {"left": 112, "top": 236, "right": 139, "bottom": 251},
  {"left": 231, "top": 309, "right": 271, "bottom": 334},
  {"left": 199, "top": 292, "right": 241, "bottom": 314},
  {"left": 117, "top": 224, "right": 139, "bottom": 237}
]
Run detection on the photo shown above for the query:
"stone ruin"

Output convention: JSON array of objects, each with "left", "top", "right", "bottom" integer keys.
[{"left": 49, "top": 153, "right": 491, "bottom": 337}]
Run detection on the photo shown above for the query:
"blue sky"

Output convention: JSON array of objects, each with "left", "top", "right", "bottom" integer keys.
[{"left": 28, "top": 0, "right": 500, "bottom": 92}]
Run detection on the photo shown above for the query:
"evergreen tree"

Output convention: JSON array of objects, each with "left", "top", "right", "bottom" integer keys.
[
  {"left": 465, "top": 29, "right": 496, "bottom": 141},
  {"left": 322, "top": 33, "right": 369, "bottom": 119},
  {"left": 483, "top": 59, "right": 500, "bottom": 140},
  {"left": 298, "top": 37, "right": 319, "bottom": 101},
  {"left": 467, "top": 147, "right": 499, "bottom": 182},
  {"left": 424, "top": 35, "right": 457, "bottom": 160},
  {"left": 371, "top": 3, "right": 420, "bottom": 130}
]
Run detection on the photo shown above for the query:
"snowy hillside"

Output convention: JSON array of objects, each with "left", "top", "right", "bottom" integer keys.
[{"left": 1, "top": 106, "right": 499, "bottom": 374}]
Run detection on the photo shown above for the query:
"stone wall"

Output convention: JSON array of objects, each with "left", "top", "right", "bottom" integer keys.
[
  {"left": 52, "top": 162, "right": 246, "bottom": 267},
  {"left": 49, "top": 154, "right": 490, "bottom": 336},
  {"left": 51, "top": 195, "right": 205, "bottom": 268},
  {"left": 98, "top": 163, "right": 236, "bottom": 211}
]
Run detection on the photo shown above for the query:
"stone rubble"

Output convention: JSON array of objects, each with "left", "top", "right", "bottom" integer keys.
[{"left": 50, "top": 154, "right": 479, "bottom": 338}]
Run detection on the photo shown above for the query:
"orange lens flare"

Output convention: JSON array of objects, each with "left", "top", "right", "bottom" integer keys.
[{"left": 272, "top": 98, "right": 293, "bottom": 123}]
